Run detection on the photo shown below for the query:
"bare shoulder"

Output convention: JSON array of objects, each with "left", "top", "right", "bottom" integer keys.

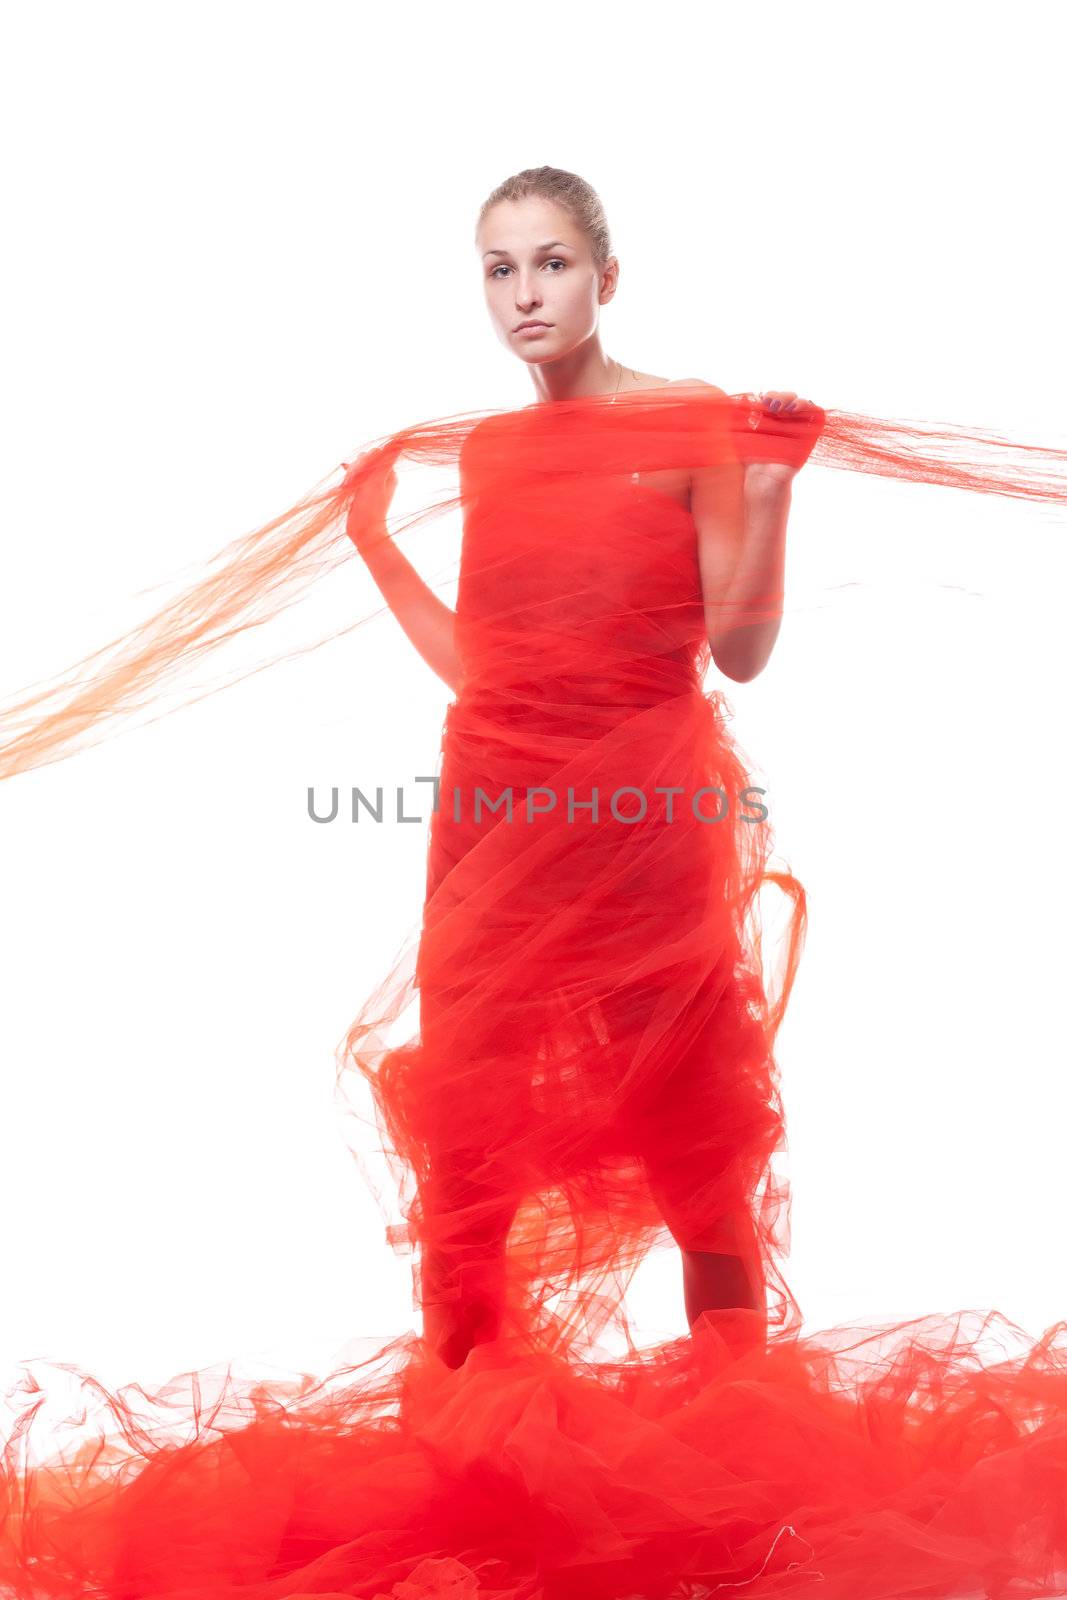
[
  {"left": 666, "top": 381, "right": 735, "bottom": 506},
  {"left": 667, "top": 377, "right": 728, "bottom": 397}
]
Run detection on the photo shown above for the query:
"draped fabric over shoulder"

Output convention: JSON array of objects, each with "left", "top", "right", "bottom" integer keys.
[{"left": 2, "top": 386, "right": 1067, "bottom": 1600}]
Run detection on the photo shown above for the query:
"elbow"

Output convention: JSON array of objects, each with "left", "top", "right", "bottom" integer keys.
[
  {"left": 713, "top": 654, "right": 767, "bottom": 684},
  {"left": 708, "top": 622, "right": 780, "bottom": 683},
  {"left": 437, "top": 620, "right": 466, "bottom": 697},
  {"left": 444, "top": 654, "right": 467, "bottom": 698}
]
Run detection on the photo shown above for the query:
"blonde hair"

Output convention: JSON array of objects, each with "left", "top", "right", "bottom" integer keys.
[{"left": 476, "top": 165, "right": 613, "bottom": 267}]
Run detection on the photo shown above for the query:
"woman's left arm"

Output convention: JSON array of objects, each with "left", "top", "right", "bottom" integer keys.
[
  {"left": 692, "top": 389, "right": 819, "bottom": 681},
  {"left": 695, "top": 463, "right": 793, "bottom": 682}
]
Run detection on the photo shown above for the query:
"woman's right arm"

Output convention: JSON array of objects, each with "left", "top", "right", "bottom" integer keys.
[{"left": 345, "top": 457, "right": 465, "bottom": 696}]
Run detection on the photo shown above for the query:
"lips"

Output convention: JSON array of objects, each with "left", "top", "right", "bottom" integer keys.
[{"left": 515, "top": 321, "right": 551, "bottom": 331}]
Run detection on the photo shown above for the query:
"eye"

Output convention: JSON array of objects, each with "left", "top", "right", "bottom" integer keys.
[{"left": 488, "top": 259, "right": 567, "bottom": 280}]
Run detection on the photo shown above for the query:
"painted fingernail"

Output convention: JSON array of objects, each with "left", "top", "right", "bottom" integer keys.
[{"left": 769, "top": 399, "right": 781, "bottom": 411}]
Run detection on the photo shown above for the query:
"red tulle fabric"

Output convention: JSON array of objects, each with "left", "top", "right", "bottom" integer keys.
[{"left": 2, "top": 386, "right": 1067, "bottom": 1599}]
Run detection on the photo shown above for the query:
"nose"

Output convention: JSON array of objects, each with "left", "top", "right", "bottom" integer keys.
[{"left": 514, "top": 275, "right": 542, "bottom": 312}]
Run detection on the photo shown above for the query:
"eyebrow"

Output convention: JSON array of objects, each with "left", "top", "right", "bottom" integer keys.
[{"left": 482, "top": 240, "right": 575, "bottom": 259}]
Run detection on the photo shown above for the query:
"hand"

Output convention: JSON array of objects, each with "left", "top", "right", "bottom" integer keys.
[
  {"left": 749, "top": 390, "right": 817, "bottom": 418},
  {"left": 737, "top": 390, "right": 824, "bottom": 478},
  {"left": 340, "top": 446, "right": 399, "bottom": 552}
]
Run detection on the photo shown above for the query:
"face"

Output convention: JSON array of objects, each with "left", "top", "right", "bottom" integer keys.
[{"left": 476, "top": 196, "right": 618, "bottom": 366}]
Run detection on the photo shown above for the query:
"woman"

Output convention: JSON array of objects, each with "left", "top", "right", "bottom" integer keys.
[
  {"left": 342, "top": 168, "right": 818, "bottom": 1374},
  {"left": 2, "top": 164, "right": 1066, "bottom": 1600}
]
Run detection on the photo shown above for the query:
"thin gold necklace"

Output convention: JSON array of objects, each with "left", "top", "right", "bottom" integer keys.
[
  {"left": 608, "top": 360, "right": 643, "bottom": 483},
  {"left": 608, "top": 359, "right": 626, "bottom": 404}
]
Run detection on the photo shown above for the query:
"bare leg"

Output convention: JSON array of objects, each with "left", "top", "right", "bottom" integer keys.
[
  {"left": 644, "top": 1148, "right": 769, "bottom": 1356},
  {"left": 681, "top": 1246, "right": 758, "bottom": 1322},
  {"left": 415, "top": 984, "right": 526, "bottom": 1370},
  {"left": 422, "top": 1255, "right": 507, "bottom": 1370},
  {"left": 419, "top": 1151, "right": 519, "bottom": 1370},
  {"left": 677, "top": 1210, "right": 768, "bottom": 1359}
]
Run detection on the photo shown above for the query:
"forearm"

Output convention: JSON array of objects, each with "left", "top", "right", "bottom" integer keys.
[
  {"left": 357, "top": 524, "right": 465, "bottom": 695},
  {"left": 708, "top": 466, "right": 792, "bottom": 683}
]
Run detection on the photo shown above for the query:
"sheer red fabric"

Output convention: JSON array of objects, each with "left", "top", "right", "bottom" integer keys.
[{"left": 2, "top": 387, "right": 1067, "bottom": 1599}]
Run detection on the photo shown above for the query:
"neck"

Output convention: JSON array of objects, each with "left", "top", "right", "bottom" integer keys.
[{"left": 527, "top": 336, "right": 622, "bottom": 405}]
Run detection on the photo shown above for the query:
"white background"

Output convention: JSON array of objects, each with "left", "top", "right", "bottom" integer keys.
[{"left": 0, "top": 0, "right": 1064, "bottom": 1427}]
